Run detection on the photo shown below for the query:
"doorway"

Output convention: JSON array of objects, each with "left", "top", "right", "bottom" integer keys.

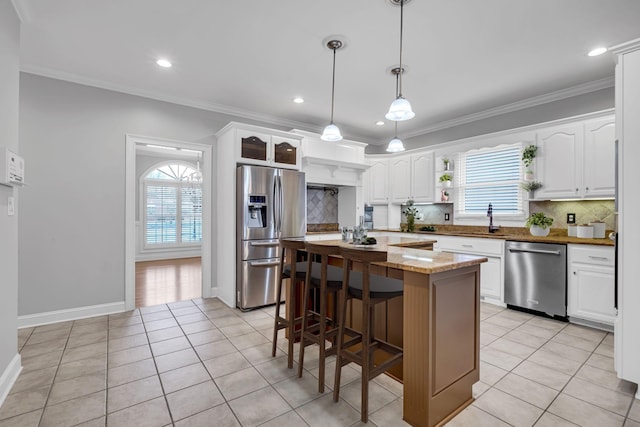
[{"left": 125, "top": 134, "right": 212, "bottom": 310}]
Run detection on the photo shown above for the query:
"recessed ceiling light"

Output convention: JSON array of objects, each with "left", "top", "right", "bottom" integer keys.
[
  {"left": 293, "top": 97, "right": 304, "bottom": 104},
  {"left": 376, "top": 121, "right": 385, "bottom": 126},
  {"left": 156, "top": 59, "right": 172, "bottom": 68},
  {"left": 588, "top": 47, "right": 607, "bottom": 57}
]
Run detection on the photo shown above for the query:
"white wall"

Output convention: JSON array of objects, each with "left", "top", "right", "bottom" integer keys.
[
  {"left": 0, "top": 0, "right": 21, "bottom": 404},
  {"left": 17, "top": 74, "right": 279, "bottom": 316}
]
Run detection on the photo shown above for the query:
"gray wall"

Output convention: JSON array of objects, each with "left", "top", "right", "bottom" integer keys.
[
  {"left": 0, "top": 0, "right": 20, "bottom": 386},
  {"left": 367, "top": 87, "right": 615, "bottom": 154},
  {"left": 17, "top": 74, "right": 276, "bottom": 316}
]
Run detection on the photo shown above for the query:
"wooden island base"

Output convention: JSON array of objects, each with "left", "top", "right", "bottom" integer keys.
[{"left": 402, "top": 266, "right": 480, "bottom": 427}]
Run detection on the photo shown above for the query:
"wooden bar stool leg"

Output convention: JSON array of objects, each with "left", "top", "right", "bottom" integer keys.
[
  {"left": 297, "top": 256, "right": 313, "bottom": 378},
  {"left": 360, "top": 263, "right": 371, "bottom": 423},
  {"left": 317, "top": 255, "right": 328, "bottom": 393},
  {"left": 333, "top": 259, "right": 351, "bottom": 402},
  {"left": 286, "top": 254, "right": 296, "bottom": 368},
  {"left": 272, "top": 247, "right": 287, "bottom": 358}
]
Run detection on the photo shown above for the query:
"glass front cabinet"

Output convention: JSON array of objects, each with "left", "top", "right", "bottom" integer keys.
[{"left": 237, "top": 129, "right": 301, "bottom": 170}]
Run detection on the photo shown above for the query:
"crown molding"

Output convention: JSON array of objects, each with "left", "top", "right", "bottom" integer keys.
[
  {"left": 393, "top": 76, "right": 615, "bottom": 143},
  {"left": 20, "top": 65, "right": 325, "bottom": 134},
  {"left": 10, "top": 0, "right": 31, "bottom": 22},
  {"left": 610, "top": 37, "right": 640, "bottom": 55}
]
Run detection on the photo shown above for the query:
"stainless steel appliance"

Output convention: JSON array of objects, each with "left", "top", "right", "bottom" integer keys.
[
  {"left": 363, "top": 205, "right": 374, "bottom": 229},
  {"left": 504, "top": 241, "right": 567, "bottom": 318},
  {"left": 236, "top": 165, "right": 306, "bottom": 310}
]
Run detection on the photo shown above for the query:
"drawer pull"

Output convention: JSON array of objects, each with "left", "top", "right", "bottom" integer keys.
[
  {"left": 462, "top": 244, "right": 473, "bottom": 248},
  {"left": 588, "top": 256, "right": 609, "bottom": 261},
  {"left": 249, "top": 261, "right": 280, "bottom": 267},
  {"left": 250, "top": 241, "right": 279, "bottom": 247}
]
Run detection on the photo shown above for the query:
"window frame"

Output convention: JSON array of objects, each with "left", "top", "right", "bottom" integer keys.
[{"left": 141, "top": 160, "right": 203, "bottom": 250}]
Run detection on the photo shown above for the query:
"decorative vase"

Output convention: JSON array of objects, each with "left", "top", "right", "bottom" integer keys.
[
  {"left": 529, "top": 225, "right": 550, "bottom": 237},
  {"left": 406, "top": 216, "right": 415, "bottom": 233},
  {"left": 444, "top": 180, "right": 452, "bottom": 188},
  {"left": 528, "top": 190, "right": 535, "bottom": 199},
  {"left": 444, "top": 162, "right": 451, "bottom": 171},
  {"left": 524, "top": 170, "right": 534, "bottom": 181},
  {"left": 440, "top": 190, "right": 449, "bottom": 202}
]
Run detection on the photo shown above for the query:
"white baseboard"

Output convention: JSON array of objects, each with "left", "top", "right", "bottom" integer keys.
[
  {"left": 18, "top": 301, "right": 126, "bottom": 329},
  {"left": 0, "top": 353, "right": 22, "bottom": 409}
]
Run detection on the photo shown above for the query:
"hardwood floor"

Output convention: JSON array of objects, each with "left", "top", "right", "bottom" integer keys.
[{"left": 135, "top": 257, "right": 201, "bottom": 307}]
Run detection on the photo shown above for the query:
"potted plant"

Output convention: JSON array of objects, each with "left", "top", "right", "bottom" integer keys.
[
  {"left": 520, "top": 181, "right": 542, "bottom": 199},
  {"left": 442, "top": 157, "right": 452, "bottom": 171},
  {"left": 439, "top": 173, "right": 452, "bottom": 187},
  {"left": 525, "top": 212, "right": 554, "bottom": 237},
  {"left": 522, "top": 145, "right": 537, "bottom": 181},
  {"left": 403, "top": 199, "right": 419, "bottom": 232}
]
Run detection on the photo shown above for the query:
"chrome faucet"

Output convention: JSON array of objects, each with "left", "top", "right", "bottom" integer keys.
[{"left": 487, "top": 203, "right": 500, "bottom": 233}]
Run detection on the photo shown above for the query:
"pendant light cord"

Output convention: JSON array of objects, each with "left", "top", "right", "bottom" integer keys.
[
  {"left": 330, "top": 45, "right": 337, "bottom": 124},
  {"left": 398, "top": 0, "right": 405, "bottom": 98}
]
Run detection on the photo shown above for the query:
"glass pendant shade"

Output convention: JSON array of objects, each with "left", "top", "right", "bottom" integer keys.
[
  {"left": 386, "top": 96, "right": 415, "bottom": 121},
  {"left": 386, "top": 136, "right": 405, "bottom": 152},
  {"left": 321, "top": 123, "right": 342, "bottom": 141}
]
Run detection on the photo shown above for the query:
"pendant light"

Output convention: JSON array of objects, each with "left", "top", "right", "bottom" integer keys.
[
  {"left": 321, "top": 40, "right": 343, "bottom": 141},
  {"left": 386, "top": 67, "right": 406, "bottom": 152},
  {"left": 386, "top": 0, "right": 415, "bottom": 121}
]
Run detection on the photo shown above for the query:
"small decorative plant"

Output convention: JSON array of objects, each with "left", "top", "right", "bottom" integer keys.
[
  {"left": 525, "top": 212, "right": 554, "bottom": 236},
  {"left": 442, "top": 157, "right": 451, "bottom": 170},
  {"left": 439, "top": 173, "right": 452, "bottom": 182},
  {"left": 520, "top": 181, "right": 542, "bottom": 192},
  {"left": 522, "top": 145, "right": 537, "bottom": 180},
  {"left": 522, "top": 145, "right": 537, "bottom": 169},
  {"left": 403, "top": 199, "right": 419, "bottom": 232}
]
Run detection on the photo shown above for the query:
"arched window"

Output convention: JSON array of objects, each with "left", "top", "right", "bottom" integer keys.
[{"left": 143, "top": 162, "right": 202, "bottom": 247}]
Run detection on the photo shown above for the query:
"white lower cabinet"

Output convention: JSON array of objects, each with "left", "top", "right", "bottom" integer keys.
[
  {"left": 434, "top": 236, "right": 504, "bottom": 305},
  {"left": 567, "top": 244, "right": 616, "bottom": 326}
]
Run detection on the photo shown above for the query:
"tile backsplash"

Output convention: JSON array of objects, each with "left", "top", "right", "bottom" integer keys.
[
  {"left": 529, "top": 199, "right": 616, "bottom": 229},
  {"left": 400, "top": 203, "right": 454, "bottom": 225},
  {"left": 307, "top": 187, "right": 338, "bottom": 224}
]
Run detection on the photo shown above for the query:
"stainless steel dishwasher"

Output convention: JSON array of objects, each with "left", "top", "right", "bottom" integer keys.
[{"left": 504, "top": 241, "right": 567, "bottom": 317}]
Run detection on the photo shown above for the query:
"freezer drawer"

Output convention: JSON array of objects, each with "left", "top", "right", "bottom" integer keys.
[
  {"left": 238, "top": 258, "right": 282, "bottom": 309},
  {"left": 241, "top": 239, "right": 281, "bottom": 261}
]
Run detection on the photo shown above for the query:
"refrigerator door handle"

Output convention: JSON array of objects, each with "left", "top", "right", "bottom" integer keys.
[
  {"left": 249, "top": 260, "right": 281, "bottom": 267},
  {"left": 278, "top": 175, "right": 284, "bottom": 234},
  {"left": 272, "top": 175, "right": 278, "bottom": 233},
  {"left": 250, "top": 241, "right": 279, "bottom": 247}
]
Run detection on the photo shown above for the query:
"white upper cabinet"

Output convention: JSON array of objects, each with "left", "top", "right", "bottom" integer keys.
[
  {"left": 389, "top": 156, "right": 411, "bottom": 203},
  {"left": 583, "top": 116, "right": 616, "bottom": 197},
  {"left": 411, "top": 152, "right": 435, "bottom": 202},
  {"left": 389, "top": 152, "right": 435, "bottom": 203},
  {"left": 366, "top": 157, "right": 389, "bottom": 204},
  {"left": 536, "top": 116, "right": 615, "bottom": 200},
  {"left": 535, "top": 123, "right": 583, "bottom": 199}
]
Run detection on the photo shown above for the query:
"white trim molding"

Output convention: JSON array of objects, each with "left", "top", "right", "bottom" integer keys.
[
  {"left": 0, "top": 354, "right": 22, "bottom": 410},
  {"left": 10, "top": 0, "right": 31, "bottom": 22},
  {"left": 17, "top": 302, "right": 126, "bottom": 329}
]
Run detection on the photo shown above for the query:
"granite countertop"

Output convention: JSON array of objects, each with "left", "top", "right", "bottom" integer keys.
[
  {"left": 379, "top": 225, "right": 614, "bottom": 246},
  {"left": 287, "top": 235, "right": 487, "bottom": 275}
]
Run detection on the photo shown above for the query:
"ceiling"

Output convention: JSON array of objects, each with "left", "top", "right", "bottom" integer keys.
[{"left": 14, "top": 0, "right": 640, "bottom": 145}]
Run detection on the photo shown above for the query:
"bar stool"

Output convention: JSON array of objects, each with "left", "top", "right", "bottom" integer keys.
[
  {"left": 298, "top": 241, "right": 346, "bottom": 393},
  {"left": 333, "top": 246, "right": 404, "bottom": 423},
  {"left": 272, "top": 238, "right": 307, "bottom": 369}
]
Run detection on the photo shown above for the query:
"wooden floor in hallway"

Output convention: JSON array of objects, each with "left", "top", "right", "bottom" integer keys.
[{"left": 135, "top": 257, "right": 201, "bottom": 307}]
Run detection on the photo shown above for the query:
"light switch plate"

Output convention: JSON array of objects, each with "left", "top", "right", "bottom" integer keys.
[
  {"left": 444, "top": 213, "right": 450, "bottom": 221},
  {"left": 7, "top": 196, "right": 15, "bottom": 216}
]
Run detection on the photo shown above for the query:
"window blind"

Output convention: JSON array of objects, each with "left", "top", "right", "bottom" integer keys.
[
  {"left": 145, "top": 184, "right": 178, "bottom": 244},
  {"left": 457, "top": 145, "right": 522, "bottom": 214}
]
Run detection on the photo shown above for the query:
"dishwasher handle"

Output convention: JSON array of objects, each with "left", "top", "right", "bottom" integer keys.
[{"left": 508, "top": 248, "right": 562, "bottom": 256}]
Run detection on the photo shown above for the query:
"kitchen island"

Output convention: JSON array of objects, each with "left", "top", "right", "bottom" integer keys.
[{"left": 285, "top": 235, "right": 487, "bottom": 427}]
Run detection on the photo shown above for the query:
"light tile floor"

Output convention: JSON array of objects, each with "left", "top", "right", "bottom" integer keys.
[{"left": 1, "top": 299, "right": 638, "bottom": 426}]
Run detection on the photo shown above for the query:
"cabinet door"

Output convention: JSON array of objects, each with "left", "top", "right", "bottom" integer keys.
[
  {"left": 583, "top": 117, "right": 615, "bottom": 197},
  {"left": 236, "top": 130, "right": 271, "bottom": 166},
  {"left": 272, "top": 136, "right": 301, "bottom": 170},
  {"left": 480, "top": 257, "right": 502, "bottom": 302},
  {"left": 368, "top": 159, "right": 389, "bottom": 203},
  {"left": 389, "top": 156, "right": 411, "bottom": 203},
  {"left": 411, "top": 152, "right": 435, "bottom": 202},
  {"left": 536, "top": 124, "right": 583, "bottom": 199},
  {"left": 568, "top": 263, "right": 616, "bottom": 325}
]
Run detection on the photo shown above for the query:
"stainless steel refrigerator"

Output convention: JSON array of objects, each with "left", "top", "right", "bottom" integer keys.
[{"left": 236, "top": 165, "right": 306, "bottom": 310}]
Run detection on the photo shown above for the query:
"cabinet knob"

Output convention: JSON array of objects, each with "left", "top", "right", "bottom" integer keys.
[
  {"left": 585, "top": 187, "right": 589, "bottom": 191},
  {"left": 573, "top": 271, "right": 576, "bottom": 275},
  {"left": 576, "top": 188, "right": 579, "bottom": 192}
]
